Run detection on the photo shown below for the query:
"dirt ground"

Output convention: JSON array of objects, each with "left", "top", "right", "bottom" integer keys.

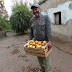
[
  {"left": 52, "top": 36, "right": 72, "bottom": 53},
  {"left": 0, "top": 31, "right": 72, "bottom": 72}
]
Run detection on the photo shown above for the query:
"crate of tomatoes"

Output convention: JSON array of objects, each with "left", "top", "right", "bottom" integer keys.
[{"left": 24, "top": 40, "right": 52, "bottom": 57}]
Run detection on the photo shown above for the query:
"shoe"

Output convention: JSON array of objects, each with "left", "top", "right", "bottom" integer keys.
[
  {"left": 42, "top": 70, "right": 45, "bottom": 72},
  {"left": 40, "top": 69, "right": 45, "bottom": 72}
]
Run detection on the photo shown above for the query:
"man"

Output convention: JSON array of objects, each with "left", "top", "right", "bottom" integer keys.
[{"left": 29, "top": 4, "right": 52, "bottom": 72}]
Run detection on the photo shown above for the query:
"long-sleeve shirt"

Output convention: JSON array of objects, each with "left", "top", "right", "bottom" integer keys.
[{"left": 29, "top": 14, "right": 52, "bottom": 41}]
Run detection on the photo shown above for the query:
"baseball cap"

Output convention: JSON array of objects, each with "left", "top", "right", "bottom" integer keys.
[{"left": 31, "top": 4, "right": 40, "bottom": 9}]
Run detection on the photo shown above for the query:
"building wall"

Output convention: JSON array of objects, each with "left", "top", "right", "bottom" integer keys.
[
  {"left": 52, "top": 19, "right": 72, "bottom": 42},
  {"left": 40, "top": 0, "right": 72, "bottom": 42},
  {"left": 40, "top": 0, "right": 72, "bottom": 11}
]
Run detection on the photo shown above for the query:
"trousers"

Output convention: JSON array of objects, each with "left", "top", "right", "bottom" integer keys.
[{"left": 37, "top": 54, "right": 52, "bottom": 72}]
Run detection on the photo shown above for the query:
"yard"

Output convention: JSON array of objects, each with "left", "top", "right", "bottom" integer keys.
[{"left": 0, "top": 31, "right": 72, "bottom": 72}]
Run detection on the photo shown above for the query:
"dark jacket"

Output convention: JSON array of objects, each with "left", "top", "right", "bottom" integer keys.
[{"left": 29, "top": 15, "right": 52, "bottom": 41}]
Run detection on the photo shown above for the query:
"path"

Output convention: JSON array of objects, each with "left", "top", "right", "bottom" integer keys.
[{"left": 0, "top": 32, "right": 72, "bottom": 72}]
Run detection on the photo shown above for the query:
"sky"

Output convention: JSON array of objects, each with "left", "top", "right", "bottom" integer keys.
[{"left": 3, "top": 0, "right": 34, "bottom": 17}]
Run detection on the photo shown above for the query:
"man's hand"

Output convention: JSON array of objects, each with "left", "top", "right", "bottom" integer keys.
[{"left": 46, "top": 40, "right": 52, "bottom": 50}]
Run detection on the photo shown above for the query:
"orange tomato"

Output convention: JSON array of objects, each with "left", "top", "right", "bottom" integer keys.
[
  {"left": 35, "top": 41, "right": 38, "bottom": 44},
  {"left": 38, "top": 41, "right": 42, "bottom": 45},
  {"left": 32, "top": 42, "right": 35, "bottom": 46},
  {"left": 42, "top": 43, "right": 45, "bottom": 46}
]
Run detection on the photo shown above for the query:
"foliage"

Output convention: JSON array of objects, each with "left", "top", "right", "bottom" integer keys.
[
  {"left": 0, "top": 16, "right": 11, "bottom": 30},
  {"left": 0, "top": 0, "right": 9, "bottom": 31},
  {"left": 10, "top": 1, "right": 33, "bottom": 34},
  {"left": 0, "top": 0, "right": 8, "bottom": 18}
]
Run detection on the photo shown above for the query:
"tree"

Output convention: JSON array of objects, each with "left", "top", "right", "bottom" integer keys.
[
  {"left": 0, "top": 15, "right": 11, "bottom": 30},
  {"left": 0, "top": 0, "right": 8, "bottom": 18},
  {"left": 0, "top": 0, "right": 9, "bottom": 31},
  {"left": 10, "top": 1, "right": 33, "bottom": 34}
]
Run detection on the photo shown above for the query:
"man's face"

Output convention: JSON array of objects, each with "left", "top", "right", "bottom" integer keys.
[{"left": 32, "top": 7, "right": 41, "bottom": 17}]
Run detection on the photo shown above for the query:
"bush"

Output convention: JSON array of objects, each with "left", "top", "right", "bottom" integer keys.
[
  {"left": 0, "top": 16, "right": 11, "bottom": 31},
  {"left": 10, "top": 2, "right": 33, "bottom": 34}
]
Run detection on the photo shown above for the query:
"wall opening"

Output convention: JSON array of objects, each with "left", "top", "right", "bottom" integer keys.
[
  {"left": 69, "top": 3, "right": 72, "bottom": 10},
  {"left": 54, "top": 12, "right": 61, "bottom": 25}
]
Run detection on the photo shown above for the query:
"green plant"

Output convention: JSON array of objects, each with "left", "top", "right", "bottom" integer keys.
[
  {"left": 0, "top": 16, "right": 11, "bottom": 30},
  {"left": 10, "top": 1, "right": 33, "bottom": 34},
  {"left": 0, "top": 0, "right": 10, "bottom": 31}
]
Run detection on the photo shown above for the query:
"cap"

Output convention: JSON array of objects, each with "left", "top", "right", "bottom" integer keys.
[{"left": 31, "top": 4, "right": 40, "bottom": 9}]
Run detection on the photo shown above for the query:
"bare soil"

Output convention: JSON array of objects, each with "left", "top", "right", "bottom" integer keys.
[
  {"left": 52, "top": 37, "right": 72, "bottom": 53},
  {"left": 0, "top": 31, "right": 72, "bottom": 72}
]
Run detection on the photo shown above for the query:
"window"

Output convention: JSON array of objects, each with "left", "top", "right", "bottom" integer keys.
[{"left": 54, "top": 12, "right": 61, "bottom": 25}]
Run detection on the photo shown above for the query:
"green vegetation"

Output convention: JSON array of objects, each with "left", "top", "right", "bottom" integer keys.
[
  {"left": 0, "top": 16, "right": 12, "bottom": 31},
  {"left": 0, "top": 0, "right": 11, "bottom": 31},
  {"left": 10, "top": 1, "right": 33, "bottom": 34}
]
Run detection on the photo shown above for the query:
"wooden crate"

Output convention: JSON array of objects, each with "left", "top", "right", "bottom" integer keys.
[{"left": 24, "top": 41, "right": 52, "bottom": 57}]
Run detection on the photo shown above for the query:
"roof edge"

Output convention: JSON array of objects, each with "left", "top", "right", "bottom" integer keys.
[{"left": 39, "top": 0, "right": 47, "bottom": 5}]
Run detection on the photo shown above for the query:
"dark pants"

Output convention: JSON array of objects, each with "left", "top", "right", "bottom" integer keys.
[{"left": 37, "top": 54, "right": 52, "bottom": 72}]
